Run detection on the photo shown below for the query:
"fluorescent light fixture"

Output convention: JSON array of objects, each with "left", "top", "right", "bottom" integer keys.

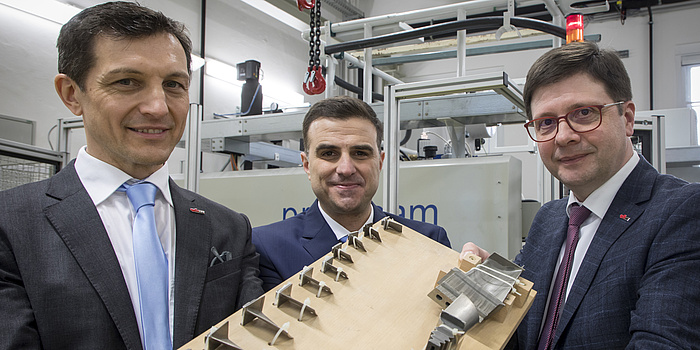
[
  {"left": 0, "top": 0, "right": 80, "bottom": 25},
  {"left": 239, "top": 0, "right": 307, "bottom": 32},
  {"left": 205, "top": 58, "right": 241, "bottom": 86}
]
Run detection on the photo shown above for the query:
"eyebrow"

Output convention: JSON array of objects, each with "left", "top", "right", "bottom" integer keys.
[{"left": 103, "top": 68, "right": 190, "bottom": 80}]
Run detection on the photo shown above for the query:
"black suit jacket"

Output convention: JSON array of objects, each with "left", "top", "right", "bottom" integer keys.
[
  {"left": 512, "top": 158, "right": 700, "bottom": 349},
  {"left": 0, "top": 161, "right": 263, "bottom": 349},
  {"left": 252, "top": 200, "right": 451, "bottom": 291}
]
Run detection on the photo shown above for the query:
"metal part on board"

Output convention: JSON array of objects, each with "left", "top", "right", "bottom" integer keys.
[
  {"left": 331, "top": 242, "right": 354, "bottom": 263},
  {"left": 204, "top": 322, "right": 242, "bottom": 350},
  {"left": 299, "top": 266, "right": 333, "bottom": 297},
  {"left": 240, "top": 295, "right": 293, "bottom": 344},
  {"left": 274, "top": 282, "right": 318, "bottom": 321},
  {"left": 320, "top": 256, "right": 349, "bottom": 281}
]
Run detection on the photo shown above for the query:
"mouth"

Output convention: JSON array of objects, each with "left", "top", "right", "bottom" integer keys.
[
  {"left": 558, "top": 153, "right": 588, "bottom": 164},
  {"left": 130, "top": 128, "right": 166, "bottom": 134}
]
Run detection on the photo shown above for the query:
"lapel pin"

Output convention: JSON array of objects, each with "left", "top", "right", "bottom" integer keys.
[
  {"left": 190, "top": 208, "right": 206, "bottom": 215},
  {"left": 619, "top": 214, "right": 630, "bottom": 222}
]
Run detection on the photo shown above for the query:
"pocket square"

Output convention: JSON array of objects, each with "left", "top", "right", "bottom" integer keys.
[{"left": 210, "top": 246, "right": 233, "bottom": 267}]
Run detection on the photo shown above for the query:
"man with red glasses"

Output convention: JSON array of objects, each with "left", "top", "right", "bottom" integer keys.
[{"left": 464, "top": 41, "right": 700, "bottom": 349}]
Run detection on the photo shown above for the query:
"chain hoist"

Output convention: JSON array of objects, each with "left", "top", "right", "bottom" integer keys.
[{"left": 300, "top": 0, "right": 325, "bottom": 95}]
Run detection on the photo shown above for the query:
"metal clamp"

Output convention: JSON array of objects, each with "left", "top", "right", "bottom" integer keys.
[
  {"left": 274, "top": 282, "right": 317, "bottom": 321},
  {"left": 381, "top": 217, "right": 403, "bottom": 233},
  {"left": 204, "top": 321, "right": 242, "bottom": 350},
  {"left": 240, "top": 295, "right": 293, "bottom": 345},
  {"left": 347, "top": 231, "right": 367, "bottom": 252},
  {"left": 364, "top": 224, "right": 382, "bottom": 242},
  {"left": 331, "top": 242, "right": 354, "bottom": 263},
  {"left": 299, "top": 266, "right": 333, "bottom": 297},
  {"left": 321, "top": 256, "right": 349, "bottom": 281}
]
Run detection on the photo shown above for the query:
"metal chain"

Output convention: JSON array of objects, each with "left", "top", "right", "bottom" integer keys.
[
  {"left": 314, "top": 0, "right": 321, "bottom": 68},
  {"left": 308, "top": 4, "right": 316, "bottom": 68}
]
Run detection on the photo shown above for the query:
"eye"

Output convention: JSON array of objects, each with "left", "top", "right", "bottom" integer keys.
[
  {"left": 535, "top": 118, "right": 557, "bottom": 132},
  {"left": 115, "top": 78, "right": 132, "bottom": 86},
  {"left": 164, "top": 80, "right": 186, "bottom": 89}
]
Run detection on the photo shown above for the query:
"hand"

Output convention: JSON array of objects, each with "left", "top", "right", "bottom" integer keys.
[{"left": 459, "top": 242, "right": 490, "bottom": 262}]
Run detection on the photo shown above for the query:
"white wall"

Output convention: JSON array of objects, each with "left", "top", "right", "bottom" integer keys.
[{"left": 1, "top": 1, "right": 699, "bottom": 180}]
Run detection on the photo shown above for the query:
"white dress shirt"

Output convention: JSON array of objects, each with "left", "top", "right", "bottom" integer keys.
[
  {"left": 74, "top": 146, "right": 176, "bottom": 344},
  {"left": 318, "top": 203, "right": 374, "bottom": 240},
  {"left": 539, "top": 151, "right": 639, "bottom": 334}
]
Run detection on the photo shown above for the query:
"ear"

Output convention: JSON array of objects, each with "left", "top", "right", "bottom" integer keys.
[
  {"left": 378, "top": 150, "right": 385, "bottom": 171},
  {"left": 54, "top": 74, "right": 84, "bottom": 116},
  {"left": 622, "top": 101, "right": 636, "bottom": 137},
  {"left": 301, "top": 152, "right": 311, "bottom": 180}
]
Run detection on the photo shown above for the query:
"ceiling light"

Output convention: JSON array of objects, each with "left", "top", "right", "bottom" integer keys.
[{"left": 0, "top": 0, "right": 80, "bottom": 25}]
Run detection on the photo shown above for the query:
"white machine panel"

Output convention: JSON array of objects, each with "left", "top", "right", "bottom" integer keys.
[{"left": 178, "top": 156, "right": 523, "bottom": 259}]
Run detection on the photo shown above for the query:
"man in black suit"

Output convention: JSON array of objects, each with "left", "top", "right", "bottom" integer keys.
[
  {"left": 253, "top": 96, "right": 451, "bottom": 291},
  {"left": 0, "top": 2, "right": 262, "bottom": 349}
]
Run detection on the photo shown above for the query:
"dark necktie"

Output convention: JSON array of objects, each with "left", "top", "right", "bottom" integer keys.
[
  {"left": 123, "top": 182, "right": 172, "bottom": 349},
  {"left": 537, "top": 203, "right": 591, "bottom": 350}
]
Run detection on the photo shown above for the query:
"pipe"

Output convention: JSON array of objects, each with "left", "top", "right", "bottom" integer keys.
[
  {"left": 648, "top": 5, "right": 654, "bottom": 110},
  {"left": 541, "top": 0, "right": 564, "bottom": 47},
  {"left": 335, "top": 76, "right": 384, "bottom": 101},
  {"left": 323, "top": 0, "right": 507, "bottom": 35},
  {"left": 336, "top": 52, "right": 404, "bottom": 84},
  {"left": 325, "top": 17, "right": 566, "bottom": 55}
]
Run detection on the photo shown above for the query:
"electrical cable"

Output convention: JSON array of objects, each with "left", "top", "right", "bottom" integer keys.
[
  {"left": 334, "top": 76, "right": 384, "bottom": 101},
  {"left": 47, "top": 124, "right": 58, "bottom": 151},
  {"left": 213, "top": 83, "right": 262, "bottom": 117}
]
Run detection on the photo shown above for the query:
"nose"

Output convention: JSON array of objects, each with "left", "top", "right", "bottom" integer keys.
[
  {"left": 139, "top": 85, "right": 169, "bottom": 117},
  {"left": 336, "top": 152, "right": 357, "bottom": 176},
  {"left": 554, "top": 118, "right": 579, "bottom": 145}
]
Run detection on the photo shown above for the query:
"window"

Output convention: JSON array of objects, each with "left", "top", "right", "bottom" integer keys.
[{"left": 682, "top": 55, "right": 700, "bottom": 141}]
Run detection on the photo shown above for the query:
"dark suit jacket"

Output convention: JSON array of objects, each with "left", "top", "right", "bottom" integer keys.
[
  {"left": 252, "top": 200, "right": 451, "bottom": 291},
  {"left": 0, "top": 161, "right": 263, "bottom": 349},
  {"left": 511, "top": 158, "right": 700, "bottom": 349}
]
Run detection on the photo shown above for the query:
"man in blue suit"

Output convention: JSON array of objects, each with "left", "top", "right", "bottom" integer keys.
[
  {"left": 253, "top": 96, "right": 451, "bottom": 291},
  {"left": 464, "top": 42, "right": 700, "bottom": 349}
]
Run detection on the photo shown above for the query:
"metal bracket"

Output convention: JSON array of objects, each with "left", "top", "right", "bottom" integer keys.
[
  {"left": 347, "top": 231, "right": 367, "bottom": 252},
  {"left": 204, "top": 321, "right": 242, "bottom": 350},
  {"left": 331, "top": 242, "right": 354, "bottom": 263},
  {"left": 381, "top": 217, "right": 403, "bottom": 233},
  {"left": 274, "top": 282, "right": 318, "bottom": 321},
  {"left": 299, "top": 266, "right": 333, "bottom": 297},
  {"left": 321, "top": 256, "right": 349, "bottom": 281},
  {"left": 240, "top": 295, "right": 293, "bottom": 345},
  {"left": 363, "top": 224, "right": 382, "bottom": 242}
]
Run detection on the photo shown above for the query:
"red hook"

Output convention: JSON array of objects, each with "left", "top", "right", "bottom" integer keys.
[
  {"left": 297, "top": 0, "right": 314, "bottom": 11},
  {"left": 310, "top": 66, "right": 326, "bottom": 95},
  {"left": 302, "top": 67, "right": 315, "bottom": 95}
]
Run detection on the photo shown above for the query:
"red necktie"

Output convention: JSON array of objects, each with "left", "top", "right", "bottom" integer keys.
[{"left": 537, "top": 203, "right": 591, "bottom": 350}]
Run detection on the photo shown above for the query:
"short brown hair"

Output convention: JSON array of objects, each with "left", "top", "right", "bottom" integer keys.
[
  {"left": 524, "top": 41, "right": 632, "bottom": 119},
  {"left": 302, "top": 96, "right": 383, "bottom": 151},
  {"left": 57, "top": 1, "right": 192, "bottom": 91}
]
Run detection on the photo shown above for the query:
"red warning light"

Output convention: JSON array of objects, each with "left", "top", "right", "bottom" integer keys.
[{"left": 566, "top": 14, "right": 584, "bottom": 44}]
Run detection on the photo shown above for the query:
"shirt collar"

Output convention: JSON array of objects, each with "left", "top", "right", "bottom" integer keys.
[
  {"left": 318, "top": 202, "right": 374, "bottom": 240},
  {"left": 567, "top": 151, "right": 639, "bottom": 219},
  {"left": 74, "top": 146, "right": 173, "bottom": 207}
]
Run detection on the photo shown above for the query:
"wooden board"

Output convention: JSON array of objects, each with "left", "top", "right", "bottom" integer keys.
[{"left": 180, "top": 220, "right": 535, "bottom": 350}]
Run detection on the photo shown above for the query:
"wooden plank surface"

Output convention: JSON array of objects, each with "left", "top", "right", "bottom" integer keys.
[{"left": 180, "top": 220, "right": 534, "bottom": 350}]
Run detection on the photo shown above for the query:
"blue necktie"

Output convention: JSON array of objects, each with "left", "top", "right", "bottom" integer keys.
[{"left": 124, "top": 182, "right": 172, "bottom": 350}]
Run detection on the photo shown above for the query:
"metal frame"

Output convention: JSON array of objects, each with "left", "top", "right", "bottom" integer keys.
[{"left": 383, "top": 72, "right": 524, "bottom": 213}]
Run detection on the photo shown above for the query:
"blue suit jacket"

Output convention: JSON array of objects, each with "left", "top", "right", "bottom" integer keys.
[
  {"left": 252, "top": 200, "right": 451, "bottom": 291},
  {"left": 0, "top": 161, "right": 263, "bottom": 349},
  {"left": 512, "top": 157, "right": 700, "bottom": 349}
]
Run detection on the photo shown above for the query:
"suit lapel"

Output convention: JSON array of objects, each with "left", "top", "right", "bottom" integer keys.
[
  {"left": 171, "top": 180, "right": 213, "bottom": 346},
  {"left": 301, "top": 201, "right": 342, "bottom": 261},
  {"left": 44, "top": 163, "right": 142, "bottom": 350},
  {"left": 553, "top": 159, "right": 655, "bottom": 346}
]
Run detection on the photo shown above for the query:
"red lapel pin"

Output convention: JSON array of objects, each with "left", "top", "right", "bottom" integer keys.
[
  {"left": 190, "top": 208, "right": 205, "bottom": 215},
  {"left": 619, "top": 214, "right": 630, "bottom": 222}
]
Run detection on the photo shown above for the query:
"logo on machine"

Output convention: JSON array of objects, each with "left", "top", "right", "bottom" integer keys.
[{"left": 282, "top": 204, "right": 439, "bottom": 225}]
